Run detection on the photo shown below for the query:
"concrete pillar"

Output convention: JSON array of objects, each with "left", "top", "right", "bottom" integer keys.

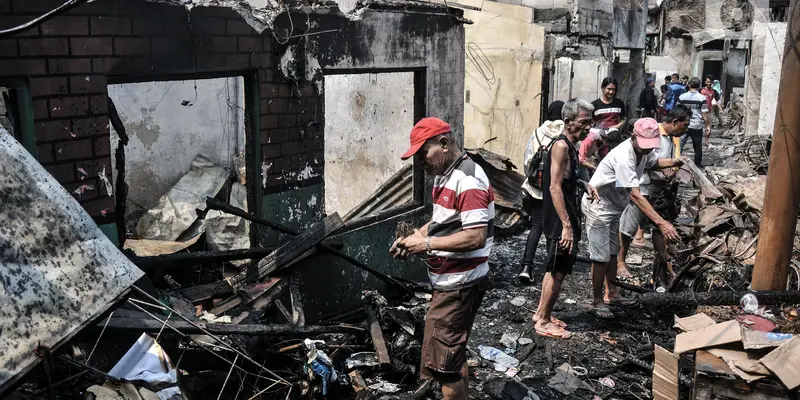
[{"left": 627, "top": 49, "right": 646, "bottom": 119}]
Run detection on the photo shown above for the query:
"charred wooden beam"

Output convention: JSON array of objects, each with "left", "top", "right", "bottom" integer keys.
[
  {"left": 365, "top": 305, "right": 391, "bottom": 366},
  {"left": 181, "top": 281, "right": 232, "bottom": 303},
  {"left": 232, "top": 278, "right": 288, "bottom": 324},
  {"left": 639, "top": 290, "right": 800, "bottom": 307},
  {"left": 206, "top": 197, "right": 414, "bottom": 294},
  {"left": 225, "top": 214, "right": 343, "bottom": 289},
  {"left": 102, "top": 318, "right": 365, "bottom": 336},
  {"left": 131, "top": 247, "right": 277, "bottom": 270},
  {"left": 682, "top": 159, "right": 724, "bottom": 200}
]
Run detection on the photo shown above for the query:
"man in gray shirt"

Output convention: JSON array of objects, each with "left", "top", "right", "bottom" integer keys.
[{"left": 677, "top": 77, "right": 710, "bottom": 166}]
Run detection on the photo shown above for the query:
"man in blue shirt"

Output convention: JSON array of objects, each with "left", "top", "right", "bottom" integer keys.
[{"left": 664, "top": 73, "right": 686, "bottom": 112}]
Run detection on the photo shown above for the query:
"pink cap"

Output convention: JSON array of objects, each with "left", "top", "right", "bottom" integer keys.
[{"left": 633, "top": 118, "right": 661, "bottom": 149}]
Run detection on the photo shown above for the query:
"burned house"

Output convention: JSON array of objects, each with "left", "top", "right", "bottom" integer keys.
[{"left": 0, "top": 0, "right": 469, "bottom": 320}]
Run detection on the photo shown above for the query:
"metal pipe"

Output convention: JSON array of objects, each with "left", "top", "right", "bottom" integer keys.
[{"left": 752, "top": 0, "right": 800, "bottom": 290}]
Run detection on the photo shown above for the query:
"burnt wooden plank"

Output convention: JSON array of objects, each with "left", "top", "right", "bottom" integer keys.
[
  {"left": 181, "top": 281, "right": 232, "bottom": 303},
  {"left": 225, "top": 213, "right": 344, "bottom": 289},
  {"left": 365, "top": 305, "right": 391, "bottom": 366},
  {"left": 231, "top": 278, "right": 288, "bottom": 324},
  {"left": 103, "top": 318, "right": 365, "bottom": 336}
]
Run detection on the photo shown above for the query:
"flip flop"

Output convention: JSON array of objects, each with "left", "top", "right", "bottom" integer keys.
[
  {"left": 533, "top": 314, "right": 568, "bottom": 328},
  {"left": 606, "top": 297, "right": 639, "bottom": 308},
  {"left": 535, "top": 326, "right": 573, "bottom": 339},
  {"left": 591, "top": 305, "right": 615, "bottom": 319}
]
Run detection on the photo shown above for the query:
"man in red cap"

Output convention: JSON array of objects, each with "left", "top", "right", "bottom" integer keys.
[
  {"left": 581, "top": 117, "right": 683, "bottom": 319},
  {"left": 390, "top": 117, "right": 493, "bottom": 399}
]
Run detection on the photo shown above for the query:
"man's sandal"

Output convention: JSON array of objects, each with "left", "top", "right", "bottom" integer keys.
[
  {"left": 591, "top": 305, "right": 615, "bottom": 319},
  {"left": 533, "top": 314, "right": 568, "bottom": 328},
  {"left": 535, "top": 326, "right": 573, "bottom": 339}
]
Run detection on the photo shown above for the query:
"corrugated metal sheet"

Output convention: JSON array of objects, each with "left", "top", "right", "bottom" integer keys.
[
  {"left": 345, "top": 149, "right": 526, "bottom": 234},
  {"left": 344, "top": 164, "right": 414, "bottom": 222},
  {"left": 0, "top": 131, "right": 144, "bottom": 392},
  {"left": 465, "top": 148, "right": 526, "bottom": 211}
]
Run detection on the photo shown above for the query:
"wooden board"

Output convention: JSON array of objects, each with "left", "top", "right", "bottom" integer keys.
[
  {"left": 225, "top": 213, "right": 343, "bottom": 289},
  {"left": 653, "top": 345, "right": 679, "bottom": 400},
  {"left": 365, "top": 305, "right": 391, "bottom": 366},
  {"left": 103, "top": 317, "right": 365, "bottom": 336}
]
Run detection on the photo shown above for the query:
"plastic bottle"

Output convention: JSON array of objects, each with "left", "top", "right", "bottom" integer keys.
[
  {"left": 740, "top": 293, "right": 758, "bottom": 314},
  {"left": 478, "top": 345, "right": 520, "bottom": 370}
]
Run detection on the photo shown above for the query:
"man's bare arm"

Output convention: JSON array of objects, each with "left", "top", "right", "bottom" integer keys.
[
  {"left": 654, "top": 157, "right": 683, "bottom": 169},
  {"left": 580, "top": 159, "right": 598, "bottom": 171},
  {"left": 628, "top": 186, "right": 678, "bottom": 240},
  {"left": 549, "top": 141, "right": 571, "bottom": 228}
]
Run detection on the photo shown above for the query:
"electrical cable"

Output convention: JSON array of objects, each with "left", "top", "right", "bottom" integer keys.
[{"left": 0, "top": 0, "right": 90, "bottom": 36}]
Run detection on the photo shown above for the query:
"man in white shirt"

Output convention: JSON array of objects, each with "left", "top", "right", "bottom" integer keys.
[{"left": 581, "top": 118, "right": 683, "bottom": 319}]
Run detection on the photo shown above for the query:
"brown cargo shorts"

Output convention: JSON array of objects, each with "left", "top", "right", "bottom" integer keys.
[{"left": 419, "top": 278, "right": 488, "bottom": 383}]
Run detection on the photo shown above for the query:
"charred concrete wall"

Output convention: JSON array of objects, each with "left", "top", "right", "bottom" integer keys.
[
  {"left": 265, "top": 6, "right": 466, "bottom": 320},
  {"left": 0, "top": 0, "right": 284, "bottom": 233},
  {"left": 0, "top": 0, "right": 466, "bottom": 320}
]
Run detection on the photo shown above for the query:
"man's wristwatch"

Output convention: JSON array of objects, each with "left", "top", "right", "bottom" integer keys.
[{"left": 425, "top": 237, "right": 432, "bottom": 254}]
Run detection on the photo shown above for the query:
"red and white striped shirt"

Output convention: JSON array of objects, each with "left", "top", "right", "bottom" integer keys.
[{"left": 427, "top": 153, "right": 495, "bottom": 291}]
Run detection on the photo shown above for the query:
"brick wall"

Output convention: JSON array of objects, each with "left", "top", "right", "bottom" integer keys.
[{"left": 0, "top": 0, "right": 319, "bottom": 224}]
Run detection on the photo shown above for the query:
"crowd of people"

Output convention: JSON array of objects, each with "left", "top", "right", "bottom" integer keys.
[{"left": 385, "top": 73, "right": 723, "bottom": 399}]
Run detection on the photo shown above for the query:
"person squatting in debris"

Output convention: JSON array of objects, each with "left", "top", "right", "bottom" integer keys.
[
  {"left": 533, "top": 98, "right": 599, "bottom": 339},
  {"left": 638, "top": 77, "right": 658, "bottom": 119},
  {"left": 390, "top": 117, "right": 494, "bottom": 400},
  {"left": 616, "top": 105, "right": 691, "bottom": 288},
  {"left": 592, "top": 77, "right": 626, "bottom": 130},
  {"left": 678, "top": 77, "right": 711, "bottom": 166},
  {"left": 518, "top": 100, "right": 566, "bottom": 284},
  {"left": 582, "top": 118, "right": 684, "bottom": 319}
]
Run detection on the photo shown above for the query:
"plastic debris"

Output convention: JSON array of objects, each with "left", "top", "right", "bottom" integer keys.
[
  {"left": 478, "top": 345, "right": 520, "bottom": 372},
  {"left": 599, "top": 377, "right": 615, "bottom": 388},
  {"left": 505, "top": 367, "right": 519, "bottom": 377},
  {"left": 564, "top": 298, "right": 577, "bottom": 304},
  {"left": 303, "top": 339, "right": 338, "bottom": 396},
  {"left": 500, "top": 332, "right": 521, "bottom": 349},
  {"left": 510, "top": 296, "right": 526, "bottom": 307},
  {"left": 368, "top": 380, "right": 401, "bottom": 393},
  {"left": 345, "top": 352, "right": 380, "bottom": 370},
  {"left": 518, "top": 337, "right": 533, "bottom": 346},
  {"left": 740, "top": 293, "right": 759, "bottom": 314}
]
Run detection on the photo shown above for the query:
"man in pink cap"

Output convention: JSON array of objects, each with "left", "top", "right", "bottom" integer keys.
[
  {"left": 581, "top": 117, "right": 683, "bottom": 319},
  {"left": 390, "top": 117, "right": 494, "bottom": 399}
]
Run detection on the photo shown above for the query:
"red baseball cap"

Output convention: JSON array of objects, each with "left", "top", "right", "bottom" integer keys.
[{"left": 401, "top": 117, "right": 451, "bottom": 160}]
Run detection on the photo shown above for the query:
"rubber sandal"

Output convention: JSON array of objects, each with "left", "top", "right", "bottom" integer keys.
[
  {"left": 535, "top": 326, "right": 573, "bottom": 339},
  {"left": 591, "top": 306, "right": 615, "bottom": 319},
  {"left": 606, "top": 297, "right": 639, "bottom": 308},
  {"left": 533, "top": 314, "right": 568, "bottom": 328}
]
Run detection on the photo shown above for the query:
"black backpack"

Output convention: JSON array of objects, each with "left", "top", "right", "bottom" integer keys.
[{"left": 527, "top": 134, "right": 555, "bottom": 191}]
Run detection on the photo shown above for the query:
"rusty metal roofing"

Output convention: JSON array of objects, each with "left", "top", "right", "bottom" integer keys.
[
  {"left": 344, "top": 164, "right": 414, "bottom": 222},
  {"left": 344, "top": 149, "right": 525, "bottom": 233},
  {"left": 465, "top": 148, "right": 526, "bottom": 212},
  {"left": 0, "top": 131, "right": 144, "bottom": 393}
]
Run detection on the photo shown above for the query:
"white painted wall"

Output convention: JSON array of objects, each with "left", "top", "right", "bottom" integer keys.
[
  {"left": 462, "top": 1, "right": 545, "bottom": 169},
  {"left": 323, "top": 72, "right": 414, "bottom": 215},
  {"left": 553, "top": 57, "right": 611, "bottom": 103},
  {"left": 109, "top": 78, "right": 245, "bottom": 225},
  {"left": 756, "top": 23, "right": 786, "bottom": 137}
]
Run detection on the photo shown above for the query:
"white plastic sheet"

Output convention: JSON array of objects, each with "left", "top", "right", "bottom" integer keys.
[
  {"left": 134, "top": 154, "right": 228, "bottom": 241},
  {"left": 109, "top": 333, "right": 184, "bottom": 400}
]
